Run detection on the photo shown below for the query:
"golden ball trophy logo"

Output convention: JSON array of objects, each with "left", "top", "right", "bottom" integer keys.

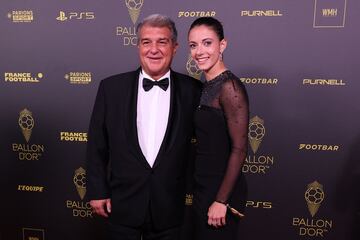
[
  {"left": 73, "top": 167, "right": 86, "bottom": 200},
  {"left": 66, "top": 167, "right": 93, "bottom": 218},
  {"left": 116, "top": 0, "right": 142, "bottom": 46},
  {"left": 125, "top": 0, "right": 144, "bottom": 24},
  {"left": 305, "top": 181, "right": 324, "bottom": 217},
  {"left": 292, "top": 181, "right": 332, "bottom": 237},
  {"left": 185, "top": 194, "right": 193, "bottom": 206},
  {"left": 248, "top": 116, "right": 265, "bottom": 154},
  {"left": 186, "top": 54, "right": 202, "bottom": 80},
  {"left": 243, "top": 115, "right": 273, "bottom": 174},
  {"left": 18, "top": 109, "right": 34, "bottom": 142},
  {"left": 13, "top": 109, "right": 45, "bottom": 161}
]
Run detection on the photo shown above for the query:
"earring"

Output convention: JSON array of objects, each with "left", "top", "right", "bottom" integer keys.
[{"left": 219, "top": 52, "right": 223, "bottom": 61}]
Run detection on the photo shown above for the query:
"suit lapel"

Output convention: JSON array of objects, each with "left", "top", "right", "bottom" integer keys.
[
  {"left": 153, "top": 70, "right": 181, "bottom": 168},
  {"left": 124, "top": 68, "right": 151, "bottom": 169}
]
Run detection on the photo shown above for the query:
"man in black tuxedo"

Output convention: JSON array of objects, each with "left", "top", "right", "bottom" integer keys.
[{"left": 86, "top": 14, "right": 201, "bottom": 240}]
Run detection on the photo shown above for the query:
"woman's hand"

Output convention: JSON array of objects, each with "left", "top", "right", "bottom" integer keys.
[
  {"left": 90, "top": 198, "right": 111, "bottom": 217},
  {"left": 207, "top": 201, "right": 227, "bottom": 227}
]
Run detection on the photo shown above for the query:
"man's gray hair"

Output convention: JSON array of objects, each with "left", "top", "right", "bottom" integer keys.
[{"left": 136, "top": 14, "right": 178, "bottom": 43}]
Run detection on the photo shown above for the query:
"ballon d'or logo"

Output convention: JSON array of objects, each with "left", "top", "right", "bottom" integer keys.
[
  {"left": 248, "top": 116, "right": 265, "bottom": 154},
  {"left": 73, "top": 167, "right": 87, "bottom": 200},
  {"left": 305, "top": 181, "right": 325, "bottom": 217},
  {"left": 18, "top": 108, "right": 34, "bottom": 142},
  {"left": 125, "top": 0, "right": 144, "bottom": 24},
  {"left": 185, "top": 194, "right": 193, "bottom": 206},
  {"left": 186, "top": 55, "right": 202, "bottom": 80}
]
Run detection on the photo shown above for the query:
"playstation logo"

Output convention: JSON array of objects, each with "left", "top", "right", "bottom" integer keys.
[{"left": 56, "top": 11, "right": 68, "bottom": 21}]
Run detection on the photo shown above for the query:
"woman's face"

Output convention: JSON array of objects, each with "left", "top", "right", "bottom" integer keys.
[{"left": 188, "top": 25, "right": 226, "bottom": 72}]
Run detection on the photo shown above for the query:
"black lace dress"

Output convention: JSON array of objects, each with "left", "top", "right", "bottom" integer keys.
[{"left": 193, "top": 70, "right": 249, "bottom": 239}]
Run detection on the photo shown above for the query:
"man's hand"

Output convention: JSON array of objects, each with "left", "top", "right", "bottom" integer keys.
[
  {"left": 207, "top": 201, "right": 227, "bottom": 227},
  {"left": 90, "top": 198, "right": 111, "bottom": 217}
]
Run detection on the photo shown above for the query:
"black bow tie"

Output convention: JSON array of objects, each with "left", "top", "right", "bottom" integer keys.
[{"left": 143, "top": 77, "right": 169, "bottom": 91}]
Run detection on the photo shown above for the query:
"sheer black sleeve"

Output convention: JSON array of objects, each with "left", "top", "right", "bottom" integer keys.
[{"left": 215, "top": 79, "right": 249, "bottom": 203}]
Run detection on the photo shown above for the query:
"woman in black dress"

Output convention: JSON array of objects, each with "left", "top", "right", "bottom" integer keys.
[{"left": 188, "top": 17, "right": 249, "bottom": 239}]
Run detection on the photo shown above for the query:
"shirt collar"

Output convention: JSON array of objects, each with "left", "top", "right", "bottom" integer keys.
[{"left": 140, "top": 69, "right": 171, "bottom": 82}]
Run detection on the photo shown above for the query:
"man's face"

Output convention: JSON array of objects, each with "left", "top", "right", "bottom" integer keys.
[{"left": 138, "top": 25, "right": 178, "bottom": 80}]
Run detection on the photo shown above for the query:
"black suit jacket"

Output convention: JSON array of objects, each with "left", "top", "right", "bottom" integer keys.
[{"left": 86, "top": 68, "right": 201, "bottom": 229}]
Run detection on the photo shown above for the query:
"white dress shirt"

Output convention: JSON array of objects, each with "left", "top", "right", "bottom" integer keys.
[{"left": 137, "top": 70, "right": 171, "bottom": 167}]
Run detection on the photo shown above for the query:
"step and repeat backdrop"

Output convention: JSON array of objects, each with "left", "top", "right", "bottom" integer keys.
[{"left": 1, "top": 0, "right": 359, "bottom": 239}]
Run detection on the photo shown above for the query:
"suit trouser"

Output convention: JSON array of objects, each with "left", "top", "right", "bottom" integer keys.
[{"left": 106, "top": 206, "right": 181, "bottom": 240}]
